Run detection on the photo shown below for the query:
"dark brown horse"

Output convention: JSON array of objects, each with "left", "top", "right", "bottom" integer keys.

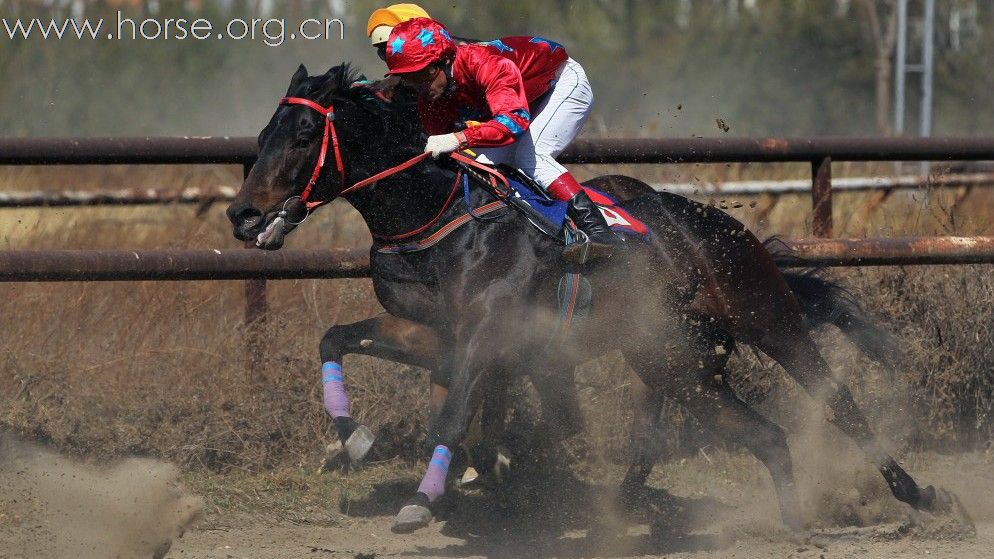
[{"left": 226, "top": 64, "right": 954, "bottom": 534}]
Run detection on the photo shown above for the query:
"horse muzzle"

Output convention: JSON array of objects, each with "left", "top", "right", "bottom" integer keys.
[{"left": 226, "top": 201, "right": 266, "bottom": 242}]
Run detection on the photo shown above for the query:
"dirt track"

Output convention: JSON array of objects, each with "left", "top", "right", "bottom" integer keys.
[
  {"left": 2, "top": 434, "right": 989, "bottom": 558},
  {"left": 171, "top": 449, "right": 988, "bottom": 559},
  {"left": 172, "top": 518, "right": 993, "bottom": 559}
]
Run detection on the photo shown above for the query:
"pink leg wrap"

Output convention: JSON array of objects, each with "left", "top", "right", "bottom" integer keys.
[
  {"left": 416, "top": 445, "right": 452, "bottom": 502},
  {"left": 321, "top": 361, "right": 351, "bottom": 419}
]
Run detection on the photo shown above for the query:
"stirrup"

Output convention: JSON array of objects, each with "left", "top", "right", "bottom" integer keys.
[{"left": 563, "top": 230, "right": 616, "bottom": 264}]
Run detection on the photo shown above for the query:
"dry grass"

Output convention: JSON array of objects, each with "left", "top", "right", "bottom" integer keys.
[{"left": 0, "top": 162, "right": 992, "bottom": 487}]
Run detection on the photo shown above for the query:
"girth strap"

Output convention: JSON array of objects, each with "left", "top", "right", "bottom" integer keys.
[{"left": 375, "top": 200, "right": 507, "bottom": 253}]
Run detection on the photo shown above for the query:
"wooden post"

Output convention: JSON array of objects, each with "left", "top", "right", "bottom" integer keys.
[
  {"left": 242, "top": 162, "right": 267, "bottom": 365},
  {"left": 811, "top": 156, "right": 833, "bottom": 237}
]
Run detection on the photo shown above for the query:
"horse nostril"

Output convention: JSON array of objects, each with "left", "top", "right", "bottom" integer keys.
[{"left": 226, "top": 202, "right": 263, "bottom": 228}]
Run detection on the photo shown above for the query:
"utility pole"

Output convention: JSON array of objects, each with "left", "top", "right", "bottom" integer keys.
[{"left": 893, "top": 0, "right": 935, "bottom": 173}]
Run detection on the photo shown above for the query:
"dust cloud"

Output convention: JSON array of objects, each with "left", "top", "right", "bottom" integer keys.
[{"left": 0, "top": 433, "right": 202, "bottom": 559}]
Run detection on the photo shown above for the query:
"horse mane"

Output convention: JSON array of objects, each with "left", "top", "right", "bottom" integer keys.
[{"left": 304, "top": 63, "right": 423, "bottom": 143}]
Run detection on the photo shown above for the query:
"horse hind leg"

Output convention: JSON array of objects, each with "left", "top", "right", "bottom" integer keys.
[
  {"left": 680, "top": 373, "right": 804, "bottom": 530},
  {"left": 625, "top": 350, "right": 803, "bottom": 530},
  {"left": 619, "top": 381, "right": 667, "bottom": 510},
  {"left": 755, "top": 329, "right": 953, "bottom": 514}
]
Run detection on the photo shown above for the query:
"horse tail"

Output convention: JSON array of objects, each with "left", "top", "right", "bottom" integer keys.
[{"left": 764, "top": 237, "right": 902, "bottom": 371}]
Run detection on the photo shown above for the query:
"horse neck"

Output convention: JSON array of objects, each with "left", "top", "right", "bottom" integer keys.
[{"left": 344, "top": 157, "right": 459, "bottom": 240}]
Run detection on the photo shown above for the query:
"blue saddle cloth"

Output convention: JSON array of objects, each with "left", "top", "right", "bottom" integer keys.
[{"left": 499, "top": 176, "right": 650, "bottom": 239}]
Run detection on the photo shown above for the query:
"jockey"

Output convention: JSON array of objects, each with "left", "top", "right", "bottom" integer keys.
[{"left": 383, "top": 17, "right": 622, "bottom": 264}]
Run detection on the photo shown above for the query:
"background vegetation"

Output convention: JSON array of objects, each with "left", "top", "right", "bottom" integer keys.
[{"left": 1, "top": 0, "right": 993, "bottom": 137}]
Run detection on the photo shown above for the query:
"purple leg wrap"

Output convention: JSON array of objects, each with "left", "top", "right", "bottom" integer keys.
[
  {"left": 321, "top": 361, "right": 351, "bottom": 419},
  {"left": 416, "top": 445, "right": 452, "bottom": 503}
]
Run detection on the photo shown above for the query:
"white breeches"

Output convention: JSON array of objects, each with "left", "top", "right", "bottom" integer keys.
[{"left": 473, "top": 57, "right": 593, "bottom": 189}]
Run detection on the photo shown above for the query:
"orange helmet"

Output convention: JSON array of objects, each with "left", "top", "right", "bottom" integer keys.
[{"left": 367, "top": 3, "right": 431, "bottom": 46}]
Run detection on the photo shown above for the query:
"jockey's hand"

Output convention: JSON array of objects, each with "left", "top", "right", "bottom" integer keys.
[{"left": 424, "top": 133, "right": 464, "bottom": 158}]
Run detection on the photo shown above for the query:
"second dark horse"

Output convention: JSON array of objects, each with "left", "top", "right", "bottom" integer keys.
[{"left": 226, "top": 64, "right": 954, "bottom": 534}]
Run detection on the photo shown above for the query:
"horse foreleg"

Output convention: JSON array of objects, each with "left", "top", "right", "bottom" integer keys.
[
  {"left": 457, "top": 377, "right": 511, "bottom": 489},
  {"left": 318, "top": 312, "right": 444, "bottom": 467},
  {"left": 393, "top": 303, "right": 514, "bottom": 534}
]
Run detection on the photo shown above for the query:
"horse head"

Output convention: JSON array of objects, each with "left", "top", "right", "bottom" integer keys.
[{"left": 226, "top": 63, "right": 410, "bottom": 249}]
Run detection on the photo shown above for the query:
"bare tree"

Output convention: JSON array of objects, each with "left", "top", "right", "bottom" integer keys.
[{"left": 857, "top": 0, "right": 899, "bottom": 135}]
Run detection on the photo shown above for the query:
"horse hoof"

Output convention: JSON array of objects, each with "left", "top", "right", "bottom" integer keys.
[
  {"left": 918, "top": 485, "right": 974, "bottom": 528},
  {"left": 318, "top": 441, "right": 349, "bottom": 473},
  {"left": 345, "top": 425, "right": 375, "bottom": 466},
  {"left": 391, "top": 493, "right": 433, "bottom": 534},
  {"left": 459, "top": 451, "right": 510, "bottom": 491},
  {"left": 917, "top": 485, "right": 950, "bottom": 512}
]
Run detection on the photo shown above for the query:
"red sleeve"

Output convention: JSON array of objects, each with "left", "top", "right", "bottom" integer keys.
[{"left": 461, "top": 57, "right": 532, "bottom": 148}]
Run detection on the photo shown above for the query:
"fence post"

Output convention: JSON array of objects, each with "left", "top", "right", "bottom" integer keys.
[
  {"left": 241, "top": 162, "right": 268, "bottom": 365},
  {"left": 811, "top": 156, "right": 833, "bottom": 237}
]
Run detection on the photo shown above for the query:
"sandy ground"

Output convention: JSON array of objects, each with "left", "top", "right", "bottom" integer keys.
[
  {"left": 169, "top": 460, "right": 990, "bottom": 559},
  {"left": 170, "top": 519, "right": 994, "bottom": 559},
  {"left": 1, "top": 433, "right": 989, "bottom": 559}
]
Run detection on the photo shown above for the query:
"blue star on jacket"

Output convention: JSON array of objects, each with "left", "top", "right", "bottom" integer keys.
[
  {"left": 416, "top": 27, "right": 435, "bottom": 47},
  {"left": 390, "top": 36, "right": 405, "bottom": 55},
  {"left": 529, "top": 36, "right": 563, "bottom": 53},
  {"left": 484, "top": 39, "right": 514, "bottom": 54}
]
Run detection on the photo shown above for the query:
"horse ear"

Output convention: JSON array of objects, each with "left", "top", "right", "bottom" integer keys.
[{"left": 286, "top": 64, "right": 308, "bottom": 95}]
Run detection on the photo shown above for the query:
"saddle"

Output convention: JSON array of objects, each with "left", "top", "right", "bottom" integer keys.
[{"left": 456, "top": 159, "right": 651, "bottom": 244}]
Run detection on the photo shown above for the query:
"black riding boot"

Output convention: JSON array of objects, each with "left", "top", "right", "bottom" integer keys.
[{"left": 562, "top": 190, "right": 623, "bottom": 264}]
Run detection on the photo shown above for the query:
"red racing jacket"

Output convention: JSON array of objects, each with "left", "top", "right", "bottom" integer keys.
[{"left": 418, "top": 36, "right": 569, "bottom": 147}]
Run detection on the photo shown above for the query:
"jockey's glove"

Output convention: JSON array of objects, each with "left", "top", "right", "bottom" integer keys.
[{"left": 424, "top": 133, "right": 465, "bottom": 158}]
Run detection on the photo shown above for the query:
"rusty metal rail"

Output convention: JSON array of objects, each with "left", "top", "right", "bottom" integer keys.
[
  {"left": 0, "top": 186, "right": 238, "bottom": 208},
  {"left": 773, "top": 236, "right": 994, "bottom": 267},
  {"left": 3, "top": 136, "right": 992, "bottom": 352},
  {"left": 0, "top": 248, "right": 370, "bottom": 282},
  {"left": 3, "top": 135, "right": 993, "bottom": 237},
  {"left": 562, "top": 137, "right": 994, "bottom": 164},
  {"left": 3, "top": 173, "right": 993, "bottom": 208},
  {"left": 0, "top": 137, "right": 255, "bottom": 165},
  {"left": 3, "top": 136, "right": 994, "bottom": 165},
  {"left": 0, "top": 237, "right": 991, "bottom": 283}
]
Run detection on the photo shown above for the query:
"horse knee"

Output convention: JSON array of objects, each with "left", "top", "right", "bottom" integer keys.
[
  {"left": 425, "top": 401, "right": 470, "bottom": 451},
  {"left": 424, "top": 424, "right": 466, "bottom": 453},
  {"left": 319, "top": 324, "right": 354, "bottom": 362}
]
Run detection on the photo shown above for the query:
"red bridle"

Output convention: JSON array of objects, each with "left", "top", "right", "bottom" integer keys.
[
  {"left": 279, "top": 96, "right": 346, "bottom": 210},
  {"left": 277, "top": 95, "right": 432, "bottom": 215},
  {"left": 273, "top": 95, "right": 511, "bottom": 240}
]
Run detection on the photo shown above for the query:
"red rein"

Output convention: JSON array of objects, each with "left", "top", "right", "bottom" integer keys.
[{"left": 277, "top": 96, "right": 512, "bottom": 240}]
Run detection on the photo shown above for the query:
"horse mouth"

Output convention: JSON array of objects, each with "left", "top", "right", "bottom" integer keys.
[{"left": 254, "top": 212, "right": 297, "bottom": 250}]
